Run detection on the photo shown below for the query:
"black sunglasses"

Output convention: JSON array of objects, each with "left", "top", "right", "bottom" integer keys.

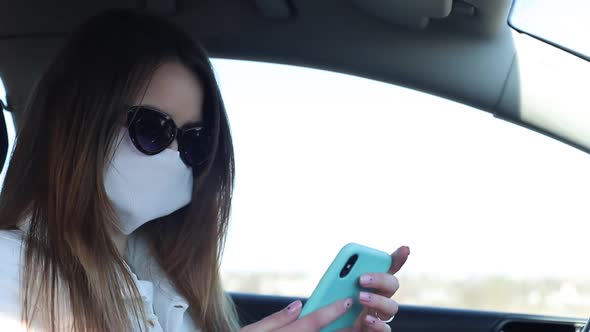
[{"left": 127, "top": 105, "right": 211, "bottom": 167}]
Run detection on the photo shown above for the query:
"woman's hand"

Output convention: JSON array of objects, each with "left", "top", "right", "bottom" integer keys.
[
  {"left": 352, "top": 245, "right": 410, "bottom": 332},
  {"left": 240, "top": 245, "right": 410, "bottom": 332},
  {"left": 240, "top": 298, "right": 354, "bottom": 332}
]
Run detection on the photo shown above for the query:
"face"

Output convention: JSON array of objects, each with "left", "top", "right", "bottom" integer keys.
[{"left": 133, "top": 61, "right": 205, "bottom": 151}]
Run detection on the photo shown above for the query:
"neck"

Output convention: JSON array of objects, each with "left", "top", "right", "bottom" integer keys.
[{"left": 111, "top": 229, "right": 128, "bottom": 256}]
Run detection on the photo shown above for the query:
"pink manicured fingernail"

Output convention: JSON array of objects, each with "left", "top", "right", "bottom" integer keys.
[
  {"left": 365, "top": 314, "right": 377, "bottom": 325},
  {"left": 360, "top": 275, "right": 373, "bottom": 285},
  {"left": 343, "top": 298, "right": 353, "bottom": 310},
  {"left": 359, "top": 292, "right": 372, "bottom": 303},
  {"left": 285, "top": 300, "right": 302, "bottom": 314}
]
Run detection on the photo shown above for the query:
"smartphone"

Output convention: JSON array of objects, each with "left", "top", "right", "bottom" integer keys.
[{"left": 298, "top": 243, "right": 392, "bottom": 332}]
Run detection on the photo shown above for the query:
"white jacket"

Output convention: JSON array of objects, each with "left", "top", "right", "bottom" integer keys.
[{"left": 0, "top": 224, "right": 201, "bottom": 332}]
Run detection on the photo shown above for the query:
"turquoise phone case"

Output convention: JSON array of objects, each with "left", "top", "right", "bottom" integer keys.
[{"left": 299, "top": 243, "right": 392, "bottom": 332}]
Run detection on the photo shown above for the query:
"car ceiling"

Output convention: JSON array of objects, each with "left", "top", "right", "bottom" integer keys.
[{"left": 1, "top": 0, "right": 589, "bottom": 153}]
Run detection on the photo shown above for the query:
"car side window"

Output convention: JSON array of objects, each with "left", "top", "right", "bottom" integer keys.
[{"left": 213, "top": 59, "right": 590, "bottom": 318}]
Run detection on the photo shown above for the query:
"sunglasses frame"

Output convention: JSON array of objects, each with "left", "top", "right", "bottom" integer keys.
[{"left": 126, "top": 105, "right": 210, "bottom": 167}]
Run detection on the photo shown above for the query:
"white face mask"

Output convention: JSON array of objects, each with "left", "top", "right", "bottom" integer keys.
[{"left": 104, "top": 129, "right": 193, "bottom": 235}]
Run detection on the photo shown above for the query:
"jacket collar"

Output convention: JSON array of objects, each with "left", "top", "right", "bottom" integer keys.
[{"left": 124, "top": 231, "right": 189, "bottom": 307}]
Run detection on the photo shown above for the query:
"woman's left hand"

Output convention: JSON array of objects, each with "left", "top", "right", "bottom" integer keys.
[{"left": 352, "top": 245, "right": 410, "bottom": 332}]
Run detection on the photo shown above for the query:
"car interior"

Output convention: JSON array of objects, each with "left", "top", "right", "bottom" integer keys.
[{"left": 0, "top": 0, "right": 588, "bottom": 331}]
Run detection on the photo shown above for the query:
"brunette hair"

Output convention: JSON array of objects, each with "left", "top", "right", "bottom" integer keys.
[{"left": 0, "top": 8, "right": 238, "bottom": 331}]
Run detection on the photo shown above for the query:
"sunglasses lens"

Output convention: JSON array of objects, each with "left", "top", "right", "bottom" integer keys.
[
  {"left": 179, "top": 128, "right": 210, "bottom": 167},
  {"left": 129, "top": 108, "right": 175, "bottom": 153}
]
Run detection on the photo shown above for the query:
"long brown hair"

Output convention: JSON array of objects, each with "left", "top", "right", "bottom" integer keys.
[{"left": 0, "top": 9, "right": 239, "bottom": 331}]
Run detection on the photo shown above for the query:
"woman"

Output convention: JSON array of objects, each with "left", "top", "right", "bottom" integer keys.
[{"left": 0, "top": 9, "right": 409, "bottom": 332}]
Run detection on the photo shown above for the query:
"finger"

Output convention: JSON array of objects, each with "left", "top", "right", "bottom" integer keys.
[
  {"left": 389, "top": 246, "right": 410, "bottom": 275},
  {"left": 359, "top": 273, "right": 400, "bottom": 297},
  {"left": 241, "top": 300, "right": 302, "bottom": 332},
  {"left": 286, "top": 298, "right": 353, "bottom": 331},
  {"left": 358, "top": 293, "right": 399, "bottom": 319},
  {"left": 364, "top": 314, "right": 392, "bottom": 332}
]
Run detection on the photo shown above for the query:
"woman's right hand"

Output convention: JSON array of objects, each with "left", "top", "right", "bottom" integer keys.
[{"left": 240, "top": 298, "right": 354, "bottom": 332}]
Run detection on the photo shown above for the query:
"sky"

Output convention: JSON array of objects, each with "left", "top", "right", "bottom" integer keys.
[{"left": 208, "top": 58, "right": 590, "bottom": 282}]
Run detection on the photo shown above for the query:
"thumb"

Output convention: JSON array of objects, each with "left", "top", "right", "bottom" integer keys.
[
  {"left": 389, "top": 245, "right": 410, "bottom": 274},
  {"left": 240, "top": 300, "right": 303, "bottom": 332}
]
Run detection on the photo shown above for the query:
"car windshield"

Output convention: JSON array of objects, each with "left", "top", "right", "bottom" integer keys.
[{"left": 510, "top": 0, "right": 590, "bottom": 59}]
